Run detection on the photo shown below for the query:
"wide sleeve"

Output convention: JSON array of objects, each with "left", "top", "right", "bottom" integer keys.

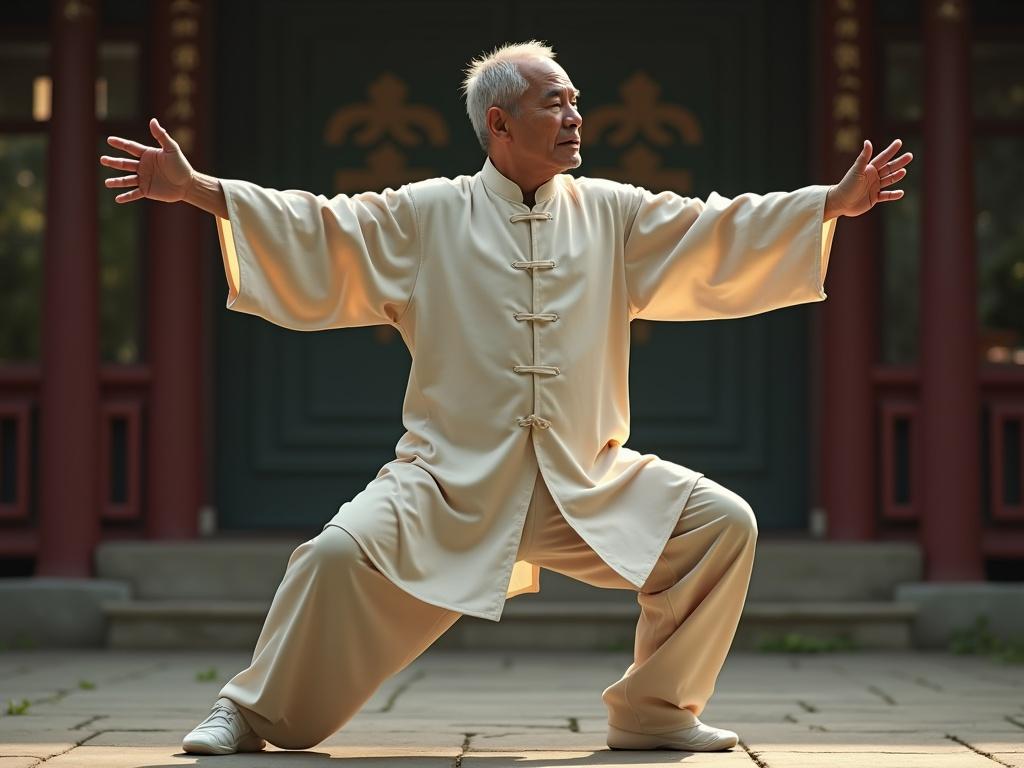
[
  {"left": 623, "top": 184, "right": 838, "bottom": 321},
  {"left": 214, "top": 178, "right": 421, "bottom": 331}
]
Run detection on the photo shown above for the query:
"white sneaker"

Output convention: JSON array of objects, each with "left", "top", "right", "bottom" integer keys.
[
  {"left": 182, "top": 696, "right": 267, "bottom": 755},
  {"left": 607, "top": 718, "right": 739, "bottom": 751}
]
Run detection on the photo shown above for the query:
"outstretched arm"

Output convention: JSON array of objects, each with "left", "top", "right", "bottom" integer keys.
[
  {"left": 100, "top": 117, "right": 421, "bottom": 333},
  {"left": 622, "top": 136, "right": 913, "bottom": 323},
  {"left": 100, "top": 117, "right": 228, "bottom": 219},
  {"left": 623, "top": 181, "right": 838, "bottom": 322}
]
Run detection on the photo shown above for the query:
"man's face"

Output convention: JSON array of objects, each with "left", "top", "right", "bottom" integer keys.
[{"left": 499, "top": 57, "right": 582, "bottom": 175}]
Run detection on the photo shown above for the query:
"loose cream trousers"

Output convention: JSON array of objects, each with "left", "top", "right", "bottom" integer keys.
[{"left": 219, "top": 469, "right": 757, "bottom": 750}]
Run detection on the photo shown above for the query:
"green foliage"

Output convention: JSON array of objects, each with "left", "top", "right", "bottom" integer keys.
[
  {"left": 757, "top": 632, "right": 859, "bottom": 653},
  {"left": 6, "top": 698, "right": 30, "bottom": 715},
  {"left": 77, "top": 679, "right": 96, "bottom": 690},
  {"left": 0, "top": 134, "right": 142, "bottom": 364},
  {"left": 948, "top": 615, "right": 1024, "bottom": 664},
  {"left": 195, "top": 666, "right": 219, "bottom": 682},
  {"left": 0, "top": 135, "right": 45, "bottom": 363}
]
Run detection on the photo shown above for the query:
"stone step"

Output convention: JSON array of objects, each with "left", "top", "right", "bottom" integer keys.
[
  {"left": 434, "top": 600, "right": 916, "bottom": 652},
  {"left": 95, "top": 538, "right": 923, "bottom": 603},
  {"left": 747, "top": 540, "right": 922, "bottom": 601},
  {"left": 95, "top": 539, "right": 304, "bottom": 602},
  {"left": 101, "top": 598, "right": 917, "bottom": 651}
]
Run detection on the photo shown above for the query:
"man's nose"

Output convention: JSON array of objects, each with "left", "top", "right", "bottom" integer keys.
[{"left": 566, "top": 107, "right": 582, "bottom": 128}]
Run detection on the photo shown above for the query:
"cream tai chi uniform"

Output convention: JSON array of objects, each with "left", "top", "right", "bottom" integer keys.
[{"left": 212, "top": 157, "right": 839, "bottom": 749}]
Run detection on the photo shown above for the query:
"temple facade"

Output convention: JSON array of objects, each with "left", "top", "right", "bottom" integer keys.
[{"left": 1, "top": 0, "right": 1022, "bottom": 589}]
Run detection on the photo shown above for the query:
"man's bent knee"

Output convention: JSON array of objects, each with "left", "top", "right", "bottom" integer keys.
[
  {"left": 707, "top": 483, "right": 758, "bottom": 541},
  {"left": 308, "top": 524, "right": 366, "bottom": 572}
]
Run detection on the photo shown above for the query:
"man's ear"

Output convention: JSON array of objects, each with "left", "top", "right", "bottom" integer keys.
[{"left": 486, "top": 105, "right": 512, "bottom": 145}]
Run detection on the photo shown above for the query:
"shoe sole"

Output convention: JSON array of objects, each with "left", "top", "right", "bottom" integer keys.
[
  {"left": 182, "top": 734, "right": 266, "bottom": 755},
  {"left": 606, "top": 724, "right": 738, "bottom": 751},
  {"left": 182, "top": 738, "right": 236, "bottom": 755}
]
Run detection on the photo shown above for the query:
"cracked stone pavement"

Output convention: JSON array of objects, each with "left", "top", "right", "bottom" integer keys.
[{"left": 0, "top": 649, "right": 1022, "bottom": 766}]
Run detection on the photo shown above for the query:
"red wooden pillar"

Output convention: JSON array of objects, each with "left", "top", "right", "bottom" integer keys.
[
  {"left": 37, "top": 0, "right": 101, "bottom": 576},
  {"left": 817, "top": 0, "right": 879, "bottom": 540},
  {"left": 144, "top": 0, "right": 209, "bottom": 539},
  {"left": 920, "top": 0, "right": 983, "bottom": 579}
]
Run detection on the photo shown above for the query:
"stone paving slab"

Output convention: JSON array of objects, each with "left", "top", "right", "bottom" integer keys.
[
  {"left": 460, "top": 750, "right": 753, "bottom": 765},
  {"left": 967, "top": 735, "right": 1024, "bottom": 753},
  {"left": 467, "top": 732, "right": 617, "bottom": 751},
  {"left": 750, "top": 754, "right": 998, "bottom": 767},
  {"left": 784, "top": 719, "right": 1024, "bottom": 733},
  {"left": 43, "top": 745, "right": 458, "bottom": 766},
  {"left": 0, "top": 732, "right": 77, "bottom": 759},
  {"left": 0, "top": 759, "right": 42, "bottom": 768},
  {"left": 0, "top": 649, "right": 1021, "bottom": 766}
]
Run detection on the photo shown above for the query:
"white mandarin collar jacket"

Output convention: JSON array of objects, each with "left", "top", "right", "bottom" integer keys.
[{"left": 215, "top": 156, "right": 838, "bottom": 621}]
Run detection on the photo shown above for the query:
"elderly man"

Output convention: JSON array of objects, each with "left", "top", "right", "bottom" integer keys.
[{"left": 102, "top": 40, "right": 910, "bottom": 756}]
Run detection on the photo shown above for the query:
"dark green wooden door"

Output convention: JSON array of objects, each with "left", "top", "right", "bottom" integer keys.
[{"left": 213, "top": 0, "right": 816, "bottom": 532}]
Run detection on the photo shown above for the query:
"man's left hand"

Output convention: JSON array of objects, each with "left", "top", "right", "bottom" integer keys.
[{"left": 825, "top": 138, "right": 913, "bottom": 220}]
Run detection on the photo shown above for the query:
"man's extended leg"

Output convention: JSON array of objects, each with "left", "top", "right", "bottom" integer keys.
[
  {"left": 213, "top": 524, "right": 461, "bottom": 750},
  {"left": 518, "top": 470, "right": 756, "bottom": 748}
]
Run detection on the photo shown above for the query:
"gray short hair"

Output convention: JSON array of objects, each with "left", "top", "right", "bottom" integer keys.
[{"left": 461, "top": 40, "right": 556, "bottom": 151}]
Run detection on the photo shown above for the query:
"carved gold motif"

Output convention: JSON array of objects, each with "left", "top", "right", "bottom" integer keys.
[
  {"left": 62, "top": 0, "right": 94, "bottom": 21},
  {"left": 325, "top": 74, "right": 448, "bottom": 147},
  {"left": 936, "top": 0, "right": 963, "bottom": 21},
  {"left": 170, "top": 72, "right": 194, "bottom": 99},
  {"left": 165, "top": 2, "right": 200, "bottom": 154},
  {"left": 584, "top": 72, "right": 701, "bottom": 147},
  {"left": 835, "top": 16, "right": 858, "bottom": 38},
  {"left": 834, "top": 125, "right": 861, "bottom": 153},
  {"left": 831, "top": 0, "right": 863, "bottom": 155},
  {"left": 833, "top": 92, "right": 860, "bottom": 121},
  {"left": 172, "top": 126, "right": 195, "bottom": 153},
  {"left": 166, "top": 94, "right": 194, "bottom": 121},
  {"left": 171, "top": 43, "right": 199, "bottom": 71},
  {"left": 834, "top": 42, "right": 860, "bottom": 71}
]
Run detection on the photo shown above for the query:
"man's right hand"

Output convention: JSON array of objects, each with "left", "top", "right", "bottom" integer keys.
[{"left": 99, "top": 117, "right": 195, "bottom": 204}]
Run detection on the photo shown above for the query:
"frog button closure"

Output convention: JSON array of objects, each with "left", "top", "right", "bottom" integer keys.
[
  {"left": 509, "top": 211, "right": 557, "bottom": 431},
  {"left": 517, "top": 414, "right": 552, "bottom": 429},
  {"left": 513, "top": 311, "right": 559, "bottom": 322}
]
